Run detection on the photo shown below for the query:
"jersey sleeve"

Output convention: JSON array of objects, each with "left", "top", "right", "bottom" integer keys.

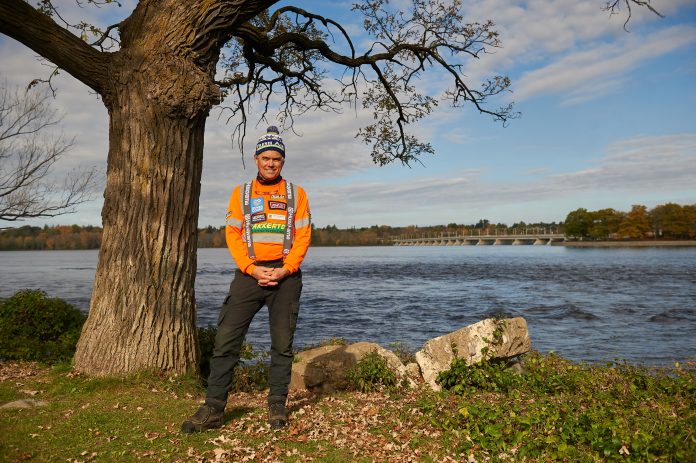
[
  {"left": 225, "top": 185, "right": 257, "bottom": 275},
  {"left": 282, "top": 185, "right": 312, "bottom": 273}
]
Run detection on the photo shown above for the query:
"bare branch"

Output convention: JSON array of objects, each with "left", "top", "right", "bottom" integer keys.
[
  {"left": 36, "top": 0, "right": 121, "bottom": 51},
  {"left": 90, "top": 23, "right": 121, "bottom": 51},
  {"left": 218, "top": 0, "right": 516, "bottom": 165},
  {"left": 0, "top": 80, "right": 97, "bottom": 222},
  {"left": 602, "top": 0, "right": 664, "bottom": 31}
]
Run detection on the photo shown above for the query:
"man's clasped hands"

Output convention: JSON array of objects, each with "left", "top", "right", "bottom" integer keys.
[{"left": 251, "top": 266, "right": 291, "bottom": 286}]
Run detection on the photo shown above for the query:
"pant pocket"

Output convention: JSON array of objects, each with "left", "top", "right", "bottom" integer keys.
[
  {"left": 288, "top": 300, "right": 300, "bottom": 330},
  {"left": 217, "top": 296, "right": 231, "bottom": 325}
]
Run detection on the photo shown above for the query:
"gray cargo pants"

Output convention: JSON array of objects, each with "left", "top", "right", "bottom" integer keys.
[{"left": 205, "top": 260, "right": 302, "bottom": 407}]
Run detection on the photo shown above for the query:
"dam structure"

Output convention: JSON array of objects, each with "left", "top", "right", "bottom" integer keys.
[{"left": 392, "top": 231, "right": 567, "bottom": 246}]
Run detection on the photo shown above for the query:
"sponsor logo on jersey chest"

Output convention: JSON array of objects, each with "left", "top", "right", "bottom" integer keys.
[
  {"left": 251, "top": 213, "right": 266, "bottom": 223},
  {"left": 250, "top": 197, "right": 264, "bottom": 213},
  {"left": 251, "top": 223, "right": 286, "bottom": 233}
]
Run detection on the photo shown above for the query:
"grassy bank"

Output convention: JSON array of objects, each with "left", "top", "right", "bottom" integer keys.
[{"left": 1, "top": 353, "right": 694, "bottom": 462}]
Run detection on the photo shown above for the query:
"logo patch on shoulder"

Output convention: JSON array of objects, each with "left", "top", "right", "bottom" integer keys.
[
  {"left": 269, "top": 201, "right": 286, "bottom": 210},
  {"left": 251, "top": 213, "right": 266, "bottom": 223},
  {"left": 250, "top": 197, "right": 264, "bottom": 214}
]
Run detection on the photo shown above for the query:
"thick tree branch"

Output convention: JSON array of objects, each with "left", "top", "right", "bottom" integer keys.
[
  {"left": 267, "top": 6, "right": 356, "bottom": 58},
  {"left": 237, "top": 24, "right": 450, "bottom": 70},
  {"left": 0, "top": 0, "right": 109, "bottom": 94},
  {"left": 115, "top": 0, "right": 280, "bottom": 70},
  {"left": 191, "top": 0, "right": 280, "bottom": 60}
]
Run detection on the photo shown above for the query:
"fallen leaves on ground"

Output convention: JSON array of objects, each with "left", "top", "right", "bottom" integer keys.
[
  {"left": 0, "top": 361, "right": 41, "bottom": 381},
  {"left": 145, "top": 432, "right": 163, "bottom": 441},
  {"left": 180, "top": 388, "right": 462, "bottom": 463}
]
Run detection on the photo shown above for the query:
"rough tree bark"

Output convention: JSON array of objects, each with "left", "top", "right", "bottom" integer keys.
[
  {"left": 73, "top": 58, "right": 209, "bottom": 374},
  {"left": 0, "top": 0, "right": 277, "bottom": 375},
  {"left": 71, "top": 3, "right": 219, "bottom": 375}
]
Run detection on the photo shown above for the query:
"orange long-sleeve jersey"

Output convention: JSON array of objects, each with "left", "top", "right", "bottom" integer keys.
[{"left": 225, "top": 179, "right": 311, "bottom": 275}]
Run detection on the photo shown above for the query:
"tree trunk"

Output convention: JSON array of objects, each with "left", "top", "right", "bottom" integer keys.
[{"left": 73, "top": 48, "right": 217, "bottom": 375}]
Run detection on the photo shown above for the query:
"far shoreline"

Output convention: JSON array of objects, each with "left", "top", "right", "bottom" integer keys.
[{"left": 553, "top": 240, "right": 696, "bottom": 247}]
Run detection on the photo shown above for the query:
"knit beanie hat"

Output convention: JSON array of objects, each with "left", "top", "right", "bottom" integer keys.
[{"left": 255, "top": 126, "right": 285, "bottom": 158}]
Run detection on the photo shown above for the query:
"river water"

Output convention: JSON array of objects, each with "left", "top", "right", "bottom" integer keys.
[{"left": 1, "top": 246, "right": 695, "bottom": 365}]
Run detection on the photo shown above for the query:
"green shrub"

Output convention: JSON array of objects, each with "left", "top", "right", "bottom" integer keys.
[
  {"left": 229, "top": 355, "right": 269, "bottom": 392},
  {"left": 0, "top": 289, "right": 86, "bottom": 363},
  {"left": 436, "top": 356, "right": 520, "bottom": 394},
  {"left": 346, "top": 350, "right": 397, "bottom": 392}
]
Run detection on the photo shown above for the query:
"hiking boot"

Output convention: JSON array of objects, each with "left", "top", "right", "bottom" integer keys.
[
  {"left": 268, "top": 401, "right": 287, "bottom": 430},
  {"left": 181, "top": 403, "right": 224, "bottom": 434}
]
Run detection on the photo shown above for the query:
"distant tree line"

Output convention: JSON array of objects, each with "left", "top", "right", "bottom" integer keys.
[
  {"left": 0, "top": 221, "right": 561, "bottom": 249},
  {"left": 1, "top": 202, "right": 693, "bottom": 250},
  {"left": 0, "top": 224, "right": 102, "bottom": 250},
  {"left": 564, "top": 203, "right": 696, "bottom": 240}
]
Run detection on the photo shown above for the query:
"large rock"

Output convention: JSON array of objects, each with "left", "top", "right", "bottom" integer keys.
[
  {"left": 290, "top": 341, "right": 416, "bottom": 393},
  {"left": 415, "top": 317, "right": 531, "bottom": 390}
]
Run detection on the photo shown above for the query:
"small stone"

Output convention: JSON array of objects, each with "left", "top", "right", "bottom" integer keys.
[{"left": 0, "top": 399, "right": 48, "bottom": 409}]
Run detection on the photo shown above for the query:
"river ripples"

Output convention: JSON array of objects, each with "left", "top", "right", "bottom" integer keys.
[{"left": 1, "top": 246, "right": 695, "bottom": 365}]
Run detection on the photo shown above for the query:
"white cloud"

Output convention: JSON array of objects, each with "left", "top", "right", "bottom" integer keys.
[
  {"left": 308, "top": 133, "right": 696, "bottom": 226},
  {"left": 455, "top": 0, "right": 696, "bottom": 102},
  {"left": 514, "top": 25, "right": 696, "bottom": 103}
]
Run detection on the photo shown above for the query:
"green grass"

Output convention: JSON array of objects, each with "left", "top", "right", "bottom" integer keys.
[
  {"left": 0, "top": 352, "right": 694, "bottom": 462},
  {"left": 0, "top": 364, "right": 210, "bottom": 462}
]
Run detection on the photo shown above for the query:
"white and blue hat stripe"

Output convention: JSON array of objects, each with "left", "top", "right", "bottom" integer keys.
[{"left": 255, "top": 126, "right": 285, "bottom": 157}]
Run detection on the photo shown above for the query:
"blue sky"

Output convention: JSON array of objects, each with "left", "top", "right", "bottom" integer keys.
[{"left": 1, "top": 0, "right": 695, "bottom": 229}]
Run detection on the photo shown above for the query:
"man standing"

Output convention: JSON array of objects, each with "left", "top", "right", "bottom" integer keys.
[{"left": 182, "top": 126, "right": 311, "bottom": 432}]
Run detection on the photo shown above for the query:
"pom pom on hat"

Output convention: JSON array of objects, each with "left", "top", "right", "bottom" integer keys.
[{"left": 255, "top": 126, "right": 285, "bottom": 157}]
